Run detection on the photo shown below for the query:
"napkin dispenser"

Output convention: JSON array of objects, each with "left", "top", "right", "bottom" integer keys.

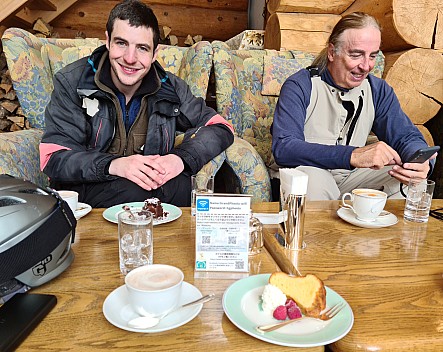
[{"left": 279, "top": 169, "right": 308, "bottom": 250}]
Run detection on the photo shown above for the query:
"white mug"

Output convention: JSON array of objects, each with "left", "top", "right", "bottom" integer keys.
[
  {"left": 341, "top": 189, "right": 387, "bottom": 222},
  {"left": 125, "top": 264, "right": 184, "bottom": 317},
  {"left": 57, "top": 190, "right": 78, "bottom": 214}
]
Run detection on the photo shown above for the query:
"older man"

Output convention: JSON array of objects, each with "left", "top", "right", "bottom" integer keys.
[{"left": 272, "top": 12, "right": 435, "bottom": 200}]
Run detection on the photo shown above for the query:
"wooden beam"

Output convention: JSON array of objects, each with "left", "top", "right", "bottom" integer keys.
[
  {"left": 0, "top": 0, "right": 27, "bottom": 23},
  {"left": 28, "top": 0, "right": 57, "bottom": 11},
  {"left": 14, "top": 0, "right": 79, "bottom": 26}
]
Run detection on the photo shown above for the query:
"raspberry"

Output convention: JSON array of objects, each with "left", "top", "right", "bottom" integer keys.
[
  {"left": 273, "top": 305, "right": 287, "bottom": 320},
  {"left": 287, "top": 305, "right": 302, "bottom": 320},
  {"left": 285, "top": 299, "right": 296, "bottom": 309}
]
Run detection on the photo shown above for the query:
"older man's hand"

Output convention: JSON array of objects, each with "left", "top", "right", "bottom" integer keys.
[{"left": 350, "top": 141, "right": 402, "bottom": 169}]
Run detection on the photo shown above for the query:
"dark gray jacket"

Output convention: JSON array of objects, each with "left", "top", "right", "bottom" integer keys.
[{"left": 41, "top": 45, "right": 233, "bottom": 182}]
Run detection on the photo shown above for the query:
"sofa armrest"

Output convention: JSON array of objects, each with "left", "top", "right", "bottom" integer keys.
[
  {"left": 0, "top": 129, "right": 48, "bottom": 188},
  {"left": 223, "top": 136, "right": 271, "bottom": 202}
]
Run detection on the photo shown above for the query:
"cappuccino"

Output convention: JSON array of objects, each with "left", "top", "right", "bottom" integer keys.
[
  {"left": 342, "top": 188, "right": 387, "bottom": 222},
  {"left": 353, "top": 190, "right": 385, "bottom": 198},
  {"left": 126, "top": 265, "right": 182, "bottom": 291},
  {"left": 125, "top": 264, "right": 184, "bottom": 316}
]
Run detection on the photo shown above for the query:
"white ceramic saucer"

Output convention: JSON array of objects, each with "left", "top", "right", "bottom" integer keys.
[
  {"left": 337, "top": 207, "right": 398, "bottom": 228},
  {"left": 103, "top": 281, "right": 203, "bottom": 333},
  {"left": 74, "top": 202, "right": 92, "bottom": 220}
]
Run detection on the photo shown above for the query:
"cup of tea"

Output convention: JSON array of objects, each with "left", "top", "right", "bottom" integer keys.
[
  {"left": 125, "top": 264, "right": 184, "bottom": 317},
  {"left": 341, "top": 189, "right": 387, "bottom": 222}
]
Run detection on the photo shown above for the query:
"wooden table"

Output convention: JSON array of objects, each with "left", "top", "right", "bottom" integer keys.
[
  {"left": 19, "top": 203, "right": 323, "bottom": 352},
  {"left": 264, "top": 199, "right": 443, "bottom": 352}
]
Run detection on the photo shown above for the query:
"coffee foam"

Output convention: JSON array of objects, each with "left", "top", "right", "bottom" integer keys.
[
  {"left": 353, "top": 189, "right": 386, "bottom": 198},
  {"left": 127, "top": 266, "right": 182, "bottom": 291}
]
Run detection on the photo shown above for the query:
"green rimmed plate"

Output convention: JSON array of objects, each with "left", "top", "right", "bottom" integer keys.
[
  {"left": 102, "top": 202, "right": 182, "bottom": 225},
  {"left": 222, "top": 274, "right": 353, "bottom": 347}
]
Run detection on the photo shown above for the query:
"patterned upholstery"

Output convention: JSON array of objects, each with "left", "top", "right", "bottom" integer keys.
[
  {"left": 0, "top": 28, "right": 219, "bottom": 188},
  {"left": 212, "top": 40, "right": 385, "bottom": 201}
]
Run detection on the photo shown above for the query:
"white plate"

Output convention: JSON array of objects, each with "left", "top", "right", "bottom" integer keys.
[
  {"left": 102, "top": 202, "right": 182, "bottom": 225},
  {"left": 74, "top": 202, "right": 92, "bottom": 220},
  {"left": 222, "top": 274, "right": 354, "bottom": 347},
  {"left": 103, "top": 281, "right": 203, "bottom": 333},
  {"left": 337, "top": 207, "right": 398, "bottom": 228}
]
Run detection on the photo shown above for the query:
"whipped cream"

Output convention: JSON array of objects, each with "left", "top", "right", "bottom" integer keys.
[{"left": 261, "top": 284, "right": 287, "bottom": 314}]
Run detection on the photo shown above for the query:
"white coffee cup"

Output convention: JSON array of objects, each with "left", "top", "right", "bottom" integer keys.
[
  {"left": 58, "top": 190, "right": 78, "bottom": 214},
  {"left": 125, "top": 264, "right": 184, "bottom": 317},
  {"left": 341, "top": 188, "right": 387, "bottom": 222}
]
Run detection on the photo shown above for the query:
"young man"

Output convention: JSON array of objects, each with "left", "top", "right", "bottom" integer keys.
[
  {"left": 40, "top": 0, "right": 234, "bottom": 207},
  {"left": 272, "top": 12, "right": 435, "bottom": 200}
]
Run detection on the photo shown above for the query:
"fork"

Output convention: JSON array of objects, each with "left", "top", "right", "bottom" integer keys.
[{"left": 255, "top": 302, "right": 345, "bottom": 333}]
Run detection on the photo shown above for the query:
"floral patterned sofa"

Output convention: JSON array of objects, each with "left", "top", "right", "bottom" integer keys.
[
  {"left": 0, "top": 28, "right": 231, "bottom": 193},
  {"left": 212, "top": 40, "right": 385, "bottom": 201}
]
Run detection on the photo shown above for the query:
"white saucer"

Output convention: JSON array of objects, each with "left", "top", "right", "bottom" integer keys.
[
  {"left": 103, "top": 281, "right": 203, "bottom": 333},
  {"left": 74, "top": 202, "right": 92, "bottom": 220},
  {"left": 337, "top": 207, "right": 398, "bottom": 228}
]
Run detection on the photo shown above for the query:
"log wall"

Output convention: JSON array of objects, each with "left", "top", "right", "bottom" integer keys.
[{"left": 50, "top": 0, "right": 248, "bottom": 45}]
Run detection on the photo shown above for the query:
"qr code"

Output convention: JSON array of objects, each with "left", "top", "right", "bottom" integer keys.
[
  {"left": 202, "top": 236, "right": 210, "bottom": 244},
  {"left": 235, "top": 261, "right": 244, "bottom": 270},
  {"left": 228, "top": 236, "right": 237, "bottom": 245}
]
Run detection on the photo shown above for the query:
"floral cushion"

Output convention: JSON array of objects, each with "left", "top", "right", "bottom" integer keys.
[
  {"left": 0, "top": 129, "right": 48, "bottom": 187},
  {"left": 261, "top": 52, "right": 316, "bottom": 96}
]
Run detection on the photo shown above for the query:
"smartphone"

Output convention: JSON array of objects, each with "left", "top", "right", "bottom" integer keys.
[
  {"left": 0, "top": 293, "right": 57, "bottom": 351},
  {"left": 407, "top": 146, "right": 440, "bottom": 163}
]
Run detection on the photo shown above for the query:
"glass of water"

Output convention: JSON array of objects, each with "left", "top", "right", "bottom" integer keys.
[
  {"left": 118, "top": 210, "right": 153, "bottom": 275},
  {"left": 403, "top": 178, "right": 435, "bottom": 223},
  {"left": 191, "top": 174, "right": 214, "bottom": 216}
]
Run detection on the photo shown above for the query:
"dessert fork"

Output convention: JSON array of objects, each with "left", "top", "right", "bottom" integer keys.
[{"left": 256, "top": 302, "right": 345, "bottom": 333}]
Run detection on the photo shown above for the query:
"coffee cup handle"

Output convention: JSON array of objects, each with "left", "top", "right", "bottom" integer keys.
[{"left": 341, "top": 193, "right": 356, "bottom": 213}]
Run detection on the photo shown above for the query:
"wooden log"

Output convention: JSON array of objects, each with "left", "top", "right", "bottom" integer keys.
[
  {"left": 264, "top": 12, "right": 340, "bottom": 53},
  {"left": 343, "top": 0, "right": 443, "bottom": 51},
  {"left": 383, "top": 48, "right": 443, "bottom": 125},
  {"left": 267, "top": 0, "right": 356, "bottom": 15},
  {"left": 49, "top": 0, "right": 247, "bottom": 42},
  {"left": 416, "top": 125, "right": 434, "bottom": 147}
]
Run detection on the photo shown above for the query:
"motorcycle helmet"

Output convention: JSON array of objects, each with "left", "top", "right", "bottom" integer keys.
[{"left": 0, "top": 175, "right": 76, "bottom": 301}]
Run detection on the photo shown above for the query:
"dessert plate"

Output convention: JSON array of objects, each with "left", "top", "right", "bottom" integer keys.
[
  {"left": 337, "top": 207, "right": 398, "bottom": 228},
  {"left": 102, "top": 202, "right": 182, "bottom": 225},
  {"left": 74, "top": 202, "right": 92, "bottom": 220},
  {"left": 103, "top": 281, "right": 202, "bottom": 333},
  {"left": 222, "top": 274, "right": 353, "bottom": 348}
]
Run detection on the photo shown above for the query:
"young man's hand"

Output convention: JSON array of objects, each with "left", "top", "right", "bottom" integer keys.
[{"left": 108, "top": 154, "right": 184, "bottom": 190}]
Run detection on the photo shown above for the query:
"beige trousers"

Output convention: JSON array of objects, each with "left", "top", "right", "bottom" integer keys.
[{"left": 296, "top": 166, "right": 403, "bottom": 201}]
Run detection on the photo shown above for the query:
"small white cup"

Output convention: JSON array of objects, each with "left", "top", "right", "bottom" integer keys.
[
  {"left": 341, "top": 188, "right": 387, "bottom": 222},
  {"left": 58, "top": 190, "right": 78, "bottom": 214},
  {"left": 125, "top": 264, "right": 184, "bottom": 317}
]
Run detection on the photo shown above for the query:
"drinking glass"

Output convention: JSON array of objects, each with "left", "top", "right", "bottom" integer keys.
[
  {"left": 403, "top": 178, "right": 435, "bottom": 223},
  {"left": 118, "top": 211, "right": 153, "bottom": 275},
  {"left": 191, "top": 174, "right": 214, "bottom": 216}
]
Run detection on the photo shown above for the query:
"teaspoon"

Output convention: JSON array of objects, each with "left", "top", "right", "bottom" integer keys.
[{"left": 127, "top": 293, "right": 215, "bottom": 329}]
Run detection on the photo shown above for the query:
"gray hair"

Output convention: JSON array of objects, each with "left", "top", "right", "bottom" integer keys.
[{"left": 312, "top": 12, "right": 381, "bottom": 74}]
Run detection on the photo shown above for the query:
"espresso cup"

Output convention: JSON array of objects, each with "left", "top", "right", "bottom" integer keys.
[
  {"left": 125, "top": 264, "right": 184, "bottom": 317},
  {"left": 57, "top": 190, "right": 78, "bottom": 214},
  {"left": 341, "top": 189, "right": 387, "bottom": 222}
]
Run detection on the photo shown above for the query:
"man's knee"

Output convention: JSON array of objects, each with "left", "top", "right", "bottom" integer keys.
[{"left": 296, "top": 166, "right": 340, "bottom": 200}]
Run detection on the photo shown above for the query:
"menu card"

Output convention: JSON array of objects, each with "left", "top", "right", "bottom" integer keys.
[{"left": 194, "top": 193, "right": 251, "bottom": 275}]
